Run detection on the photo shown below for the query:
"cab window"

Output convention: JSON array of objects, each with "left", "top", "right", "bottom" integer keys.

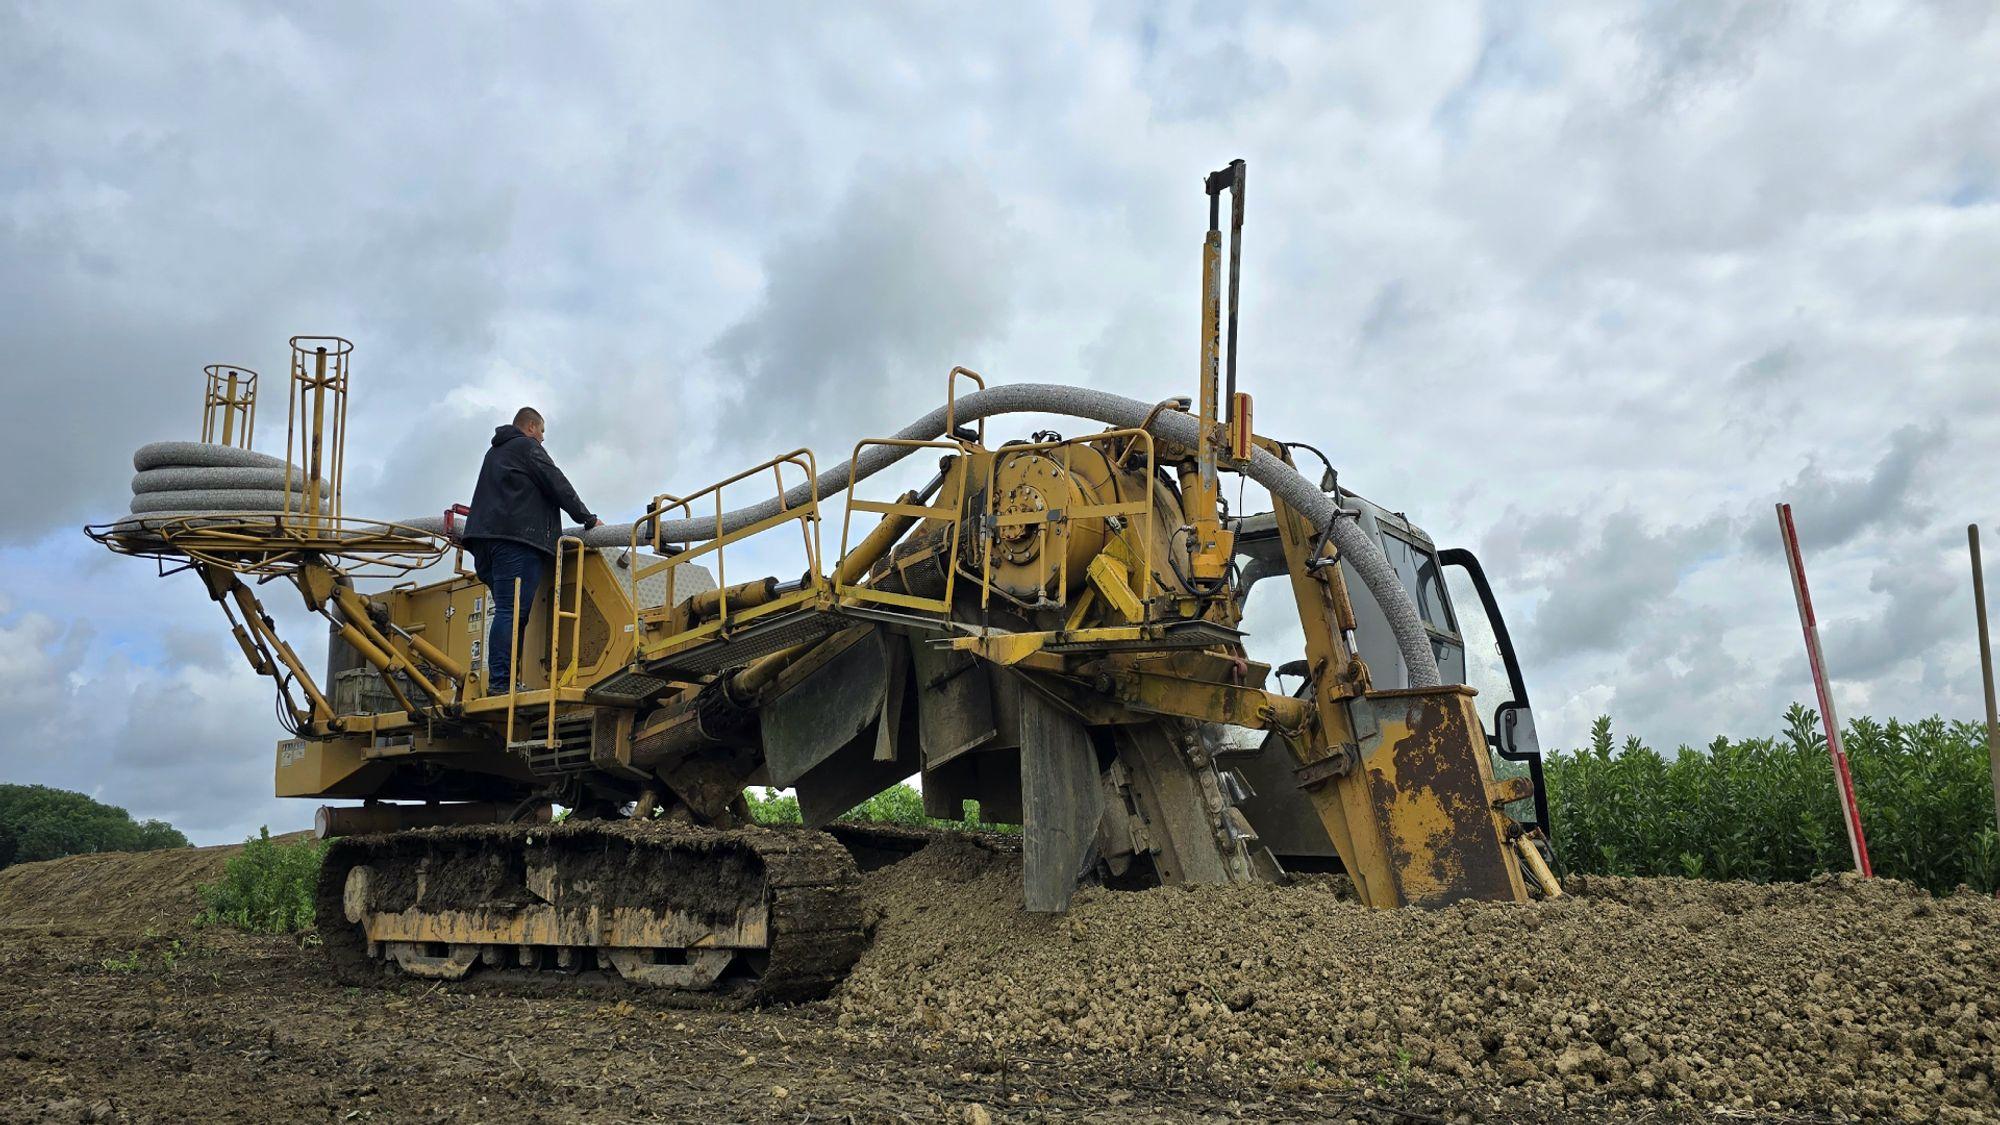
[{"left": 1380, "top": 531, "right": 1457, "bottom": 634}]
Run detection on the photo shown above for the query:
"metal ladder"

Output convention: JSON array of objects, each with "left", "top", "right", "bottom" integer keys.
[{"left": 505, "top": 535, "right": 587, "bottom": 751}]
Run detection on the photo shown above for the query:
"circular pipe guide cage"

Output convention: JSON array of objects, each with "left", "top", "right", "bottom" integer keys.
[{"left": 87, "top": 336, "right": 446, "bottom": 579}]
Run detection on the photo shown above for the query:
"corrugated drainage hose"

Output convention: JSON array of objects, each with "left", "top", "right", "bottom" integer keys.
[{"left": 115, "top": 442, "right": 323, "bottom": 528}]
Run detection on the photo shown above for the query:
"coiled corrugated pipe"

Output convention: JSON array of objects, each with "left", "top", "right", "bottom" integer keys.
[
  {"left": 407, "top": 383, "right": 1441, "bottom": 687},
  {"left": 116, "top": 442, "right": 324, "bottom": 527}
]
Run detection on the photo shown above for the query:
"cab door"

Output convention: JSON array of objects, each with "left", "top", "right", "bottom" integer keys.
[{"left": 1436, "top": 547, "right": 1549, "bottom": 836}]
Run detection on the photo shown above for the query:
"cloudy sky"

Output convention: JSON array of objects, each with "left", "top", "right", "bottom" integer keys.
[{"left": 3, "top": 2, "right": 1995, "bottom": 844}]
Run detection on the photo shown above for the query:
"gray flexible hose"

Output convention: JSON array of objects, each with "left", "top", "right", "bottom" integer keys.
[
  {"left": 132, "top": 466, "right": 291, "bottom": 494},
  {"left": 408, "top": 383, "right": 1440, "bottom": 686},
  {"left": 134, "top": 442, "right": 285, "bottom": 472},
  {"left": 119, "top": 442, "right": 322, "bottom": 525},
  {"left": 129, "top": 489, "right": 325, "bottom": 515}
]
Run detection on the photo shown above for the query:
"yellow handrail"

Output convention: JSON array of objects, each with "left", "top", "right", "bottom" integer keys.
[
  {"left": 544, "top": 535, "right": 587, "bottom": 745},
  {"left": 626, "top": 450, "right": 825, "bottom": 657},
  {"left": 834, "top": 438, "right": 970, "bottom": 618},
  {"left": 503, "top": 574, "right": 523, "bottom": 747},
  {"left": 946, "top": 366, "right": 986, "bottom": 445}
]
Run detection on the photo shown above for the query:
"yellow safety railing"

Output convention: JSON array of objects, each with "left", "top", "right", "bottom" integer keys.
[
  {"left": 978, "top": 428, "right": 1157, "bottom": 613},
  {"left": 628, "top": 450, "right": 825, "bottom": 657},
  {"left": 834, "top": 439, "right": 971, "bottom": 617},
  {"left": 503, "top": 573, "right": 525, "bottom": 747},
  {"left": 200, "top": 364, "right": 258, "bottom": 449},
  {"left": 946, "top": 366, "right": 986, "bottom": 445},
  {"left": 537, "top": 534, "right": 589, "bottom": 745},
  {"left": 282, "top": 336, "right": 352, "bottom": 535}
]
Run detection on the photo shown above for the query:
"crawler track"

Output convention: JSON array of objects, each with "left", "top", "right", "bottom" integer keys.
[{"left": 315, "top": 821, "right": 863, "bottom": 1004}]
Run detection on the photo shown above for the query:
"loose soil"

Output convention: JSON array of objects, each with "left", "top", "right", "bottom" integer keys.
[
  {"left": 1, "top": 835, "right": 1995, "bottom": 1123},
  {"left": 842, "top": 840, "right": 2000, "bottom": 1122}
]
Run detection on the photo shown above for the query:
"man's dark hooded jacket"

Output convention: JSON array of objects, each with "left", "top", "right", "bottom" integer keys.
[{"left": 461, "top": 425, "right": 598, "bottom": 556}]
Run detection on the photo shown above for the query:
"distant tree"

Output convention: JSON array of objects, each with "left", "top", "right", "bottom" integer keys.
[
  {"left": 132, "top": 819, "right": 189, "bottom": 851},
  {"left": 0, "top": 784, "right": 190, "bottom": 868}
]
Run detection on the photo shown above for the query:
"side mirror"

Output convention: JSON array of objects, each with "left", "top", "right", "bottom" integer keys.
[
  {"left": 1496, "top": 702, "right": 1540, "bottom": 760},
  {"left": 1319, "top": 467, "right": 1338, "bottom": 493}
]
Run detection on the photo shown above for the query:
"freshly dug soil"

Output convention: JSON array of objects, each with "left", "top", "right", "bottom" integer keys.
[
  {"left": 1, "top": 926, "right": 1312, "bottom": 1124},
  {"left": 5, "top": 830, "right": 1997, "bottom": 1122},
  {"left": 839, "top": 839, "right": 2000, "bottom": 1122}
]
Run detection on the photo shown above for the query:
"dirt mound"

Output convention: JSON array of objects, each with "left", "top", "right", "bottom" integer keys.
[
  {"left": 840, "top": 840, "right": 2000, "bottom": 1122},
  {"left": 0, "top": 834, "right": 307, "bottom": 934}
]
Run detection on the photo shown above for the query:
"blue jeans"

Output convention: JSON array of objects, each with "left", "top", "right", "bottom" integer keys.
[{"left": 473, "top": 541, "right": 546, "bottom": 693}]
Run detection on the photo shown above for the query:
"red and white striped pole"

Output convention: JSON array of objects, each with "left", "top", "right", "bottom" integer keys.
[{"left": 1776, "top": 503, "right": 1872, "bottom": 877}]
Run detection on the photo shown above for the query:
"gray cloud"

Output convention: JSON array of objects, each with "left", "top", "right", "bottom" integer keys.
[
  {"left": 708, "top": 164, "right": 1022, "bottom": 454},
  {"left": 1630, "top": 0, "right": 1791, "bottom": 112},
  {"left": 1525, "top": 511, "right": 1731, "bottom": 659},
  {"left": 1593, "top": 606, "right": 1797, "bottom": 752},
  {"left": 1732, "top": 342, "right": 1799, "bottom": 393},
  {"left": 1143, "top": 40, "right": 1289, "bottom": 124},
  {"left": 1823, "top": 554, "right": 1966, "bottom": 682},
  {"left": 1756, "top": 423, "right": 1943, "bottom": 555}
]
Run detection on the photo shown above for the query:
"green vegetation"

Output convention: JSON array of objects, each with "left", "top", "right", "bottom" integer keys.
[
  {"left": 1545, "top": 704, "right": 2000, "bottom": 894},
  {"left": 0, "top": 783, "right": 187, "bottom": 868},
  {"left": 100, "top": 926, "right": 216, "bottom": 976},
  {"left": 190, "top": 786, "right": 1012, "bottom": 937},
  {"left": 742, "top": 788, "right": 803, "bottom": 824},
  {"left": 745, "top": 783, "right": 1018, "bottom": 832},
  {"left": 100, "top": 934, "right": 207, "bottom": 975},
  {"left": 197, "top": 828, "right": 326, "bottom": 934}
]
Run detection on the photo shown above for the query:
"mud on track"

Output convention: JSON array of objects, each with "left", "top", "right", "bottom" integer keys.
[{"left": 2, "top": 835, "right": 1997, "bottom": 1123}]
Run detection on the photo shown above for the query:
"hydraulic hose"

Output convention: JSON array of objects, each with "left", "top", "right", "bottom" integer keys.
[{"left": 411, "top": 383, "right": 1442, "bottom": 687}]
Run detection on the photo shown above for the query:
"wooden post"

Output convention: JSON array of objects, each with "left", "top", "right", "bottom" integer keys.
[
  {"left": 1776, "top": 504, "right": 1873, "bottom": 876},
  {"left": 1970, "top": 525, "right": 2000, "bottom": 837}
]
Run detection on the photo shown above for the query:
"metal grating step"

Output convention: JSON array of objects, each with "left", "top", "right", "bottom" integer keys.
[
  {"left": 643, "top": 609, "right": 844, "bottom": 678},
  {"left": 589, "top": 668, "right": 677, "bottom": 703}
]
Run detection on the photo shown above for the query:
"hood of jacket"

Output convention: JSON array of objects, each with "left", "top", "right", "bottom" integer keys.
[{"left": 491, "top": 424, "right": 527, "bottom": 448}]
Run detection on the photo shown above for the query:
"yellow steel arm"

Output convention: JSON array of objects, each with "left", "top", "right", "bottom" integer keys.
[
  {"left": 198, "top": 563, "right": 334, "bottom": 725},
  {"left": 1087, "top": 657, "right": 1312, "bottom": 732},
  {"left": 1267, "top": 467, "right": 1528, "bottom": 908}
]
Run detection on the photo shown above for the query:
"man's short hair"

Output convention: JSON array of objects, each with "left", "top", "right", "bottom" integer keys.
[{"left": 514, "top": 407, "right": 544, "bottom": 429}]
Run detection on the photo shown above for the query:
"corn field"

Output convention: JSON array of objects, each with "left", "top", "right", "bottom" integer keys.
[{"left": 1545, "top": 704, "right": 2000, "bottom": 894}]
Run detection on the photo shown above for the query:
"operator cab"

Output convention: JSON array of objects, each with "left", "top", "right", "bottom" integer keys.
[{"left": 1229, "top": 490, "right": 1548, "bottom": 869}]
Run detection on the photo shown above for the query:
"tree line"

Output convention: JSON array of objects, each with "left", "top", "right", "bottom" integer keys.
[{"left": 0, "top": 784, "right": 188, "bottom": 869}]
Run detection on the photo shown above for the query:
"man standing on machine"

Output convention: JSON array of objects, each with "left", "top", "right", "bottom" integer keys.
[{"left": 461, "top": 407, "right": 601, "bottom": 695}]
